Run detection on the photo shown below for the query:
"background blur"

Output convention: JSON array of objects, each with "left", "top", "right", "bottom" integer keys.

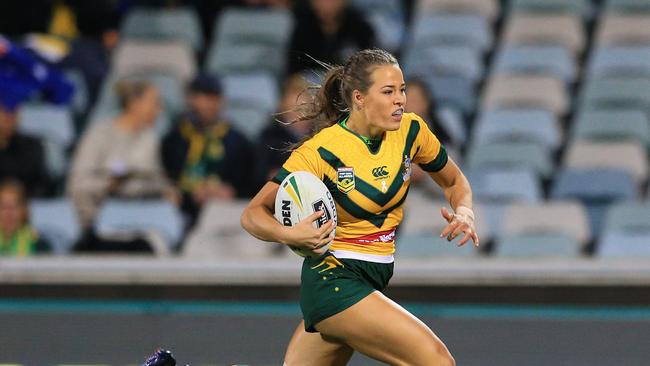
[{"left": 1, "top": 0, "right": 649, "bottom": 365}]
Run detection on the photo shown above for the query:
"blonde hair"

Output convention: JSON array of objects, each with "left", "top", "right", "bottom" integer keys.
[{"left": 114, "top": 79, "right": 153, "bottom": 110}]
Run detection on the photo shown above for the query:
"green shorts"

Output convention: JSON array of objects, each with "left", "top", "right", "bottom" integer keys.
[{"left": 300, "top": 253, "right": 394, "bottom": 333}]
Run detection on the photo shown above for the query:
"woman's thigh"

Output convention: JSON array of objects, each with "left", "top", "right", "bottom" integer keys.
[
  {"left": 315, "top": 291, "right": 455, "bottom": 366},
  {"left": 284, "top": 320, "right": 354, "bottom": 366}
]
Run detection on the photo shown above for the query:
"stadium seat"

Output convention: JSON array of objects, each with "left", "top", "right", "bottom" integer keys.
[
  {"left": 183, "top": 200, "right": 282, "bottom": 259},
  {"left": 492, "top": 45, "right": 576, "bottom": 83},
  {"left": 410, "top": 13, "right": 492, "bottom": 53},
  {"left": 572, "top": 109, "right": 650, "bottom": 146},
  {"left": 579, "top": 77, "right": 650, "bottom": 112},
  {"left": 94, "top": 199, "right": 184, "bottom": 254},
  {"left": 604, "top": 0, "right": 650, "bottom": 14},
  {"left": 397, "top": 193, "right": 488, "bottom": 257},
  {"left": 121, "top": 7, "right": 204, "bottom": 51},
  {"left": 29, "top": 198, "right": 81, "bottom": 254},
  {"left": 436, "top": 106, "right": 467, "bottom": 147},
  {"left": 482, "top": 74, "right": 568, "bottom": 117},
  {"left": 466, "top": 168, "right": 542, "bottom": 203},
  {"left": 503, "top": 14, "right": 585, "bottom": 57},
  {"left": 467, "top": 142, "right": 554, "bottom": 178},
  {"left": 417, "top": 0, "right": 500, "bottom": 23},
  {"left": 494, "top": 233, "right": 582, "bottom": 257},
  {"left": 563, "top": 140, "right": 648, "bottom": 185},
  {"left": 351, "top": 0, "right": 406, "bottom": 52},
  {"left": 596, "top": 14, "right": 650, "bottom": 45},
  {"left": 112, "top": 40, "right": 196, "bottom": 82},
  {"left": 509, "top": 0, "right": 593, "bottom": 18},
  {"left": 550, "top": 168, "right": 639, "bottom": 234},
  {"left": 206, "top": 8, "right": 293, "bottom": 76},
  {"left": 421, "top": 74, "right": 476, "bottom": 115},
  {"left": 598, "top": 202, "right": 650, "bottom": 257},
  {"left": 587, "top": 45, "right": 650, "bottom": 78},
  {"left": 403, "top": 45, "right": 483, "bottom": 83},
  {"left": 223, "top": 105, "right": 269, "bottom": 140},
  {"left": 221, "top": 73, "right": 279, "bottom": 114},
  {"left": 501, "top": 201, "right": 591, "bottom": 247},
  {"left": 472, "top": 108, "right": 561, "bottom": 151}
]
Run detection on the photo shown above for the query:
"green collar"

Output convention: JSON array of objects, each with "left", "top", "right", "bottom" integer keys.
[{"left": 338, "top": 116, "right": 383, "bottom": 154}]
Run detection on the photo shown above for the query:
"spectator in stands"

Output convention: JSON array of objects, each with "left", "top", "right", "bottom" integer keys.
[
  {"left": 405, "top": 79, "right": 457, "bottom": 193},
  {"left": 162, "top": 73, "right": 255, "bottom": 227},
  {"left": 0, "top": 103, "right": 51, "bottom": 198},
  {"left": 257, "top": 73, "right": 314, "bottom": 182},
  {"left": 0, "top": 179, "right": 51, "bottom": 256},
  {"left": 67, "top": 79, "right": 176, "bottom": 229},
  {"left": 288, "top": 0, "right": 376, "bottom": 74}
]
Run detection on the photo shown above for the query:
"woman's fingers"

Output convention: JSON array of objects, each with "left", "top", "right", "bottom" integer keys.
[
  {"left": 440, "top": 207, "right": 454, "bottom": 223},
  {"left": 440, "top": 220, "right": 460, "bottom": 238},
  {"left": 457, "top": 231, "right": 472, "bottom": 246}
]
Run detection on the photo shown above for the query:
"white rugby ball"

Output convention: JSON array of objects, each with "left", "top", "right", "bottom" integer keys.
[{"left": 274, "top": 171, "right": 337, "bottom": 257}]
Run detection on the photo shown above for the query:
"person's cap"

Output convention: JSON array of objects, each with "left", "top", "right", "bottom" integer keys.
[{"left": 188, "top": 73, "right": 222, "bottom": 95}]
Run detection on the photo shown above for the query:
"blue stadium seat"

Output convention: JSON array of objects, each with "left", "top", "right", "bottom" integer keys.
[
  {"left": 410, "top": 13, "right": 492, "bottom": 53},
  {"left": 572, "top": 109, "right": 650, "bottom": 146},
  {"left": 421, "top": 74, "right": 476, "bottom": 115},
  {"left": 222, "top": 72, "right": 279, "bottom": 114},
  {"left": 472, "top": 108, "right": 561, "bottom": 151},
  {"left": 509, "top": 0, "right": 593, "bottom": 18},
  {"left": 223, "top": 105, "right": 269, "bottom": 140},
  {"left": 587, "top": 45, "right": 650, "bottom": 78},
  {"left": 404, "top": 45, "right": 483, "bottom": 82},
  {"left": 466, "top": 168, "right": 542, "bottom": 203},
  {"left": 417, "top": 0, "right": 500, "bottom": 23},
  {"left": 598, "top": 202, "right": 650, "bottom": 257},
  {"left": 551, "top": 168, "right": 639, "bottom": 234},
  {"left": 467, "top": 142, "right": 554, "bottom": 178},
  {"left": 494, "top": 233, "right": 582, "bottom": 257},
  {"left": 579, "top": 77, "right": 650, "bottom": 113},
  {"left": 492, "top": 45, "right": 576, "bottom": 83},
  {"left": 94, "top": 199, "right": 184, "bottom": 253},
  {"left": 605, "top": 0, "right": 650, "bottom": 13},
  {"left": 351, "top": 0, "right": 406, "bottom": 52},
  {"left": 121, "top": 7, "right": 204, "bottom": 51},
  {"left": 206, "top": 8, "right": 293, "bottom": 76},
  {"left": 29, "top": 198, "right": 81, "bottom": 254},
  {"left": 112, "top": 40, "right": 196, "bottom": 83}
]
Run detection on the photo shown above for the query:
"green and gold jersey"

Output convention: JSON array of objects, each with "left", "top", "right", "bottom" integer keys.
[{"left": 273, "top": 112, "right": 447, "bottom": 262}]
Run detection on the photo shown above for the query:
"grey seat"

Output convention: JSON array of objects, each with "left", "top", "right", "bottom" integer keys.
[
  {"left": 121, "top": 7, "right": 204, "bottom": 51},
  {"left": 598, "top": 202, "right": 650, "bottom": 257},
  {"left": 572, "top": 109, "right": 650, "bottom": 146},
  {"left": 509, "top": 0, "right": 593, "bottom": 18},
  {"left": 587, "top": 45, "right": 650, "bottom": 78},
  {"left": 410, "top": 13, "right": 492, "bottom": 52},
  {"left": 29, "top": 198, "right": 81, "bottom": 254},
  {"left": 492, "top": 45, "right": 576, "bottom": 83},
  {"left": 466, "top": 168, "right": 542, "bottom": 203},
  {"left": 473, "top": 108, "right": 561, "bottom": 151},
  {"left": 563, "top": 140, "right": 648, "bottom": 185},
  {"left": 467, "top": 142, "right": 554, "bottom": 178},
  {"left": 495, "top": 233, "right": 581, "bottom": 257},
  {"left": 417, "top": 0, "right": 500, "bottom": 23},
  {"left": 578, "top": 77, "right": 650, "bottom": 114},
  {"left": 403, "top": 45, "right": 483, "bottom": 82},
  {"left": 112, "top": 40, "right": 196, "bottom": 82},
  {"left": 482, "top": 74, "right": 568, "bottom": 117}
]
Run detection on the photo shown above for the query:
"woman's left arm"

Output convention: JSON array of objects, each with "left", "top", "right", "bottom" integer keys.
[{"left": 428, "top": 158, "right": 480, "bottom": 247}]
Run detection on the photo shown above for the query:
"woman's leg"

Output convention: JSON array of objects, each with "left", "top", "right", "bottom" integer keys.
[
  {"left": 315, "top": 291, "right": 455, "bottom": 366},
  {"left": 284, "top": 320, "right": 354, "bottom": 366}
]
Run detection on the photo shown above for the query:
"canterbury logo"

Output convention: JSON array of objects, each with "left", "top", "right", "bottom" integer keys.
[{"left": 372, "top": 166, "right": 389, "bottom": 178}]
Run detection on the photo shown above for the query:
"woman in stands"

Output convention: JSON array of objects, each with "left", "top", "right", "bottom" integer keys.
[{"left": 241, "top": 49, "right": 478, "bottom": 365}]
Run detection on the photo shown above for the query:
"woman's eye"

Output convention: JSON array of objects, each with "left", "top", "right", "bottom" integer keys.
[{"left": 383, "top": 90, "right": 392, "bottom": 95}]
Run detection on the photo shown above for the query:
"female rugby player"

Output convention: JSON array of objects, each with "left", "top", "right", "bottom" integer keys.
[{"left": 241, "top": 48, "right": 479, "bottom": 366}]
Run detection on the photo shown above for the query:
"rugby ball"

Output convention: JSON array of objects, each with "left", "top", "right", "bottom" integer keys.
[{"left": 274, "top": 171, "right": 337, "bottom": 257}]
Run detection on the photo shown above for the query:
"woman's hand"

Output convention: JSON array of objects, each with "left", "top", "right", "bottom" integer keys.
[
  {"left": 439, "top": 206, "right": 480, "bottom": 247},
  {"left": 279, "top": 210, "right": 335, "bottom": 256}
]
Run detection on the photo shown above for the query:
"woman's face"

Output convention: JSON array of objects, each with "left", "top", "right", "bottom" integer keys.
[
  {"left": 130, "top": 86, "right": 162, "bottom": 127},
  {"left": 356, "top": 64, "right": 406, "bottom": 133},
  {"left": 405, "top": 83, "right": 430, "bottom": 118},
  {"left": 0, "top": 188, "right": 26, "bottom": 234}
]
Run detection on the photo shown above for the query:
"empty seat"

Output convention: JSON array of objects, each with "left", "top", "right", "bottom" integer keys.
[
  {"left": 502, "top": 201, "right": 591, "bottom": 247},
  {"left": 183, "top": 200, "right": 281, "bottom": 259},
  {"left": 563, "top": 140, "right": 648, "bottom": 184},
  {"left": 417, "top": 0, "right": 500, "bottom": 23},
  {"left": 579, "top": 77, "right": 650, "bottom": 112},
  {"left": 206, "top": 8, "right": 293, "bottom": 76},
  {"left": 495, "top": 233, "right": 581, "bottom": 257},
  {"left": 222, "top": 73, "right": 279, "bottom": 113},
  {"left": 605, "top": 0, "right": 650, "bottom": 14},
  {"left": 492, "top": 45, "right": 576, "bottom": 83},
  {"left": 397, "top": 193, "right": 488, "bottom": 257},
  {"left": 121, "top": 7, "right": 203, "bottom": 51},
  {"left": 572, "top": 109, "right": 650, "bottom": 146},
  {"left": 29, "top": 198, "right": 81, "bottom": 254},
  {"left": 410, "top": 13, "right": 492, "bottom": 52},
  {"left": 223, "top": 105, "right": 269, "bottom": 140},
  {"left": 598, "top": 202, "right": 650, "bottom": 257},
  {"left": 466, "top": 168, "right": 542, "bottom": 203},
  {"left": 551, "top": 168, "right": 639, "bottom": 234},
  {"left": 482, "top": 74, "right": 568, "bottom": 117},
  {"left": 351, "top": 0, "right": 406, "bottom": 52},
  {"left": 112, "top": 40, "right": 196, "bottom": 82},
  {"left": 94, "top": 199, "right": 184, "bottom": 254},
  {"left": 467, "top": 142, "right": 554, "bottom": 178},
  {"left": 421, "top": 74, "right": 476, "bottom": 114},
  {"left": 596, "top": 14, "right": 650, "bottom": 45},
  {"left": 587, "top": 45, "right": 650, "bottom": 78},
  {"left": 503, "top": 14, "right": 585, "bottom": 57},
  {"left": 473, "top": 108, "right": 561, "bottom": 151},
  {"left": 403, "top": 45, "right": 483, "bottom": 82},
  {"left": 509, "top": 0, "right": 592, "bottom": 18}
]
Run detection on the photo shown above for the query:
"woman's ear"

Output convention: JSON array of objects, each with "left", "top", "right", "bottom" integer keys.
[{"left": 352, "top": 90, "right": 364, "bottom": 110}]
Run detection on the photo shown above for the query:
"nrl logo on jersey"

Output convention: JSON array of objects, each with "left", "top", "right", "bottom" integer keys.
[{"left": 337, "top": 167, "right": 355, "bottom": 193}]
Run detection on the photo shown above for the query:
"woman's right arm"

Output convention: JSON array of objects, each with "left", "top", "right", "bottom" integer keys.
[{"left": 240, "top": 181, "right": 334, "bottom": 253}]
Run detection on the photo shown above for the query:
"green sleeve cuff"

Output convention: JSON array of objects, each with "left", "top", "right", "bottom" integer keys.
[
  {"left": 272, "top": 167, "right": 291, "bottom": 184},
  {"left": 418, "top": 145, "right": 448, "bottom": 172}
]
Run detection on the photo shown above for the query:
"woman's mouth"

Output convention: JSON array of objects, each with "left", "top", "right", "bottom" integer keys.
[{"left": 391, "top": 108, "right": 403, "bottom": 122}]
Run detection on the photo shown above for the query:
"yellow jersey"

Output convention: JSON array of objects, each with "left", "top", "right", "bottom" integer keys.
[{"left": 272, "top": 112, "right": 448, "bottom": 263}]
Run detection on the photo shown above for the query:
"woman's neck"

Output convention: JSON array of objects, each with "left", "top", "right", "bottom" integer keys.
[
  {"left": 114, "top": 113, "right": 141, "bottom": 133},
  {"left": 346, "top": 111, "right": 383, "bottom": 138}
]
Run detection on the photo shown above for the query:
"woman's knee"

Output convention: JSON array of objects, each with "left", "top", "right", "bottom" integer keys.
[{"left": 419, "top": 337, "right": 455, "bottom": 366}]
